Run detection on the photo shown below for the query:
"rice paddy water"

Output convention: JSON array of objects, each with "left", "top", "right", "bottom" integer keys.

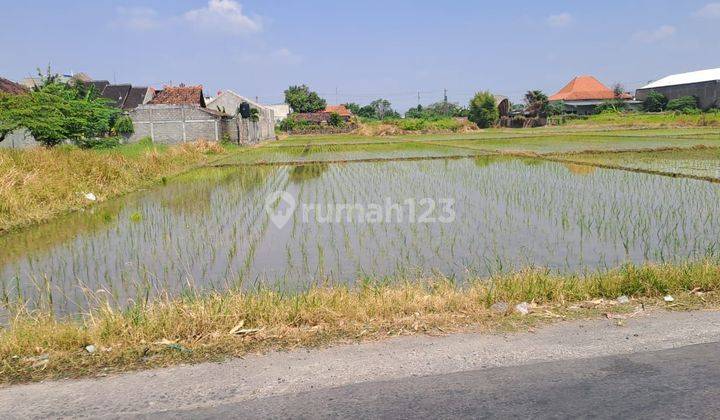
[{"left": 4, "top": 137, "right": 720, "bottom": 315}]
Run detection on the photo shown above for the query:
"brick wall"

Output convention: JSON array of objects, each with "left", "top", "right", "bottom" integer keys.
[
  {"left": 129, "top": 104, "right": 275, "bottom": 145},
  {"left": 636, "top": 81, "right": 720, "bottom": 110}
]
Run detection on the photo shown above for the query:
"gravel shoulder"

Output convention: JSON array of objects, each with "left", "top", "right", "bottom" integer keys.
[{"left": 1, "top": 309, "right": 719, "bottom": 418}]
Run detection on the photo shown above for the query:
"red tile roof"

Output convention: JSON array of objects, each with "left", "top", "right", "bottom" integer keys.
[
  {"left": 324, "top": 105, "right": 353, "bottom": 116},
  {"left": 0, "top": 77, "right": 29, "bottom": 95},
  {"left": 149, "top": 85, "right": 205, "bottom": 106},
  {"left": 549, "top": 76, "right": 631, "bottom": 101}
]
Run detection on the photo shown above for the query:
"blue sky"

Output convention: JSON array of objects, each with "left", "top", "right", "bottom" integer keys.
[{"left": 2, "top": 1, "right": 719, "bottom": 111}]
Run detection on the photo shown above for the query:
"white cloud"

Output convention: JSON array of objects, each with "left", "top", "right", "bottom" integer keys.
[
  {"left": 694, "top": 3, "right": 720, "bottom": 18},
  {"left": 632, "top": 25, "right": 676, "bottom": 43},
  {"left": 184, "top": 0, "right": 262, "bottom": 35},
  {"left": 546, "top": 13, "right": 573, "bottom": 27},
  {"left": 112, "top": 7, "right": 160, "bottom": 31}
]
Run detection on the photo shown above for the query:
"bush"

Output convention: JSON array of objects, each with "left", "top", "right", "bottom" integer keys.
[
  {"left": 643, "top": 91, "right": 668, "bottom": 112},
  {"left": 397, "top": 118, "right": 428, "bottom": 131},
  {"left": 112, "top": 115, "right": 134, "bottom": 136},
  {"left": 468, "top": 91, "right": 499, "bottom": 128},
  {"left": 328, "top": 112, "right": 344, "bottom": 127},
  {"left": 73, "top": 136, "right": 121, "bottom": 150},
  {"left": 666, "top": 96, "right": 699, "bottom": 112},
  {"left": 277, "top": 117, "right": 312, "bottom": 132}
]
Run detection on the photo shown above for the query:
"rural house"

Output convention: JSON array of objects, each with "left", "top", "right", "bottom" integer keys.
[
  {"left": 635, "top": 68, "right": 720, "bottom": 110},
  {"left": 81, "top": 80, "right": 155, "bottom": 110},
  {"left": 128, "top": 85, "right": 273, "bottom": 145},
  {"left": 294, "top": 104, "right": 354, "bottom": 124},
  {"left": 549, "top": 75, "right": 633, "bottom": 115},
  {"left": 206, "top": 90, "right": 276, "bottom": 141},
  {"left": 268, "top": 103, "right": 291, "bottom": 122}
]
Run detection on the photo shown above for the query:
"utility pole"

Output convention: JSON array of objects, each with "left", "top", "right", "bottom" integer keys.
[
  {"left": 443, "top": 88, "right": 448, "bottom": 115},
  {"left": 444, "top": 88, "right": 448, "bottom": 104},
  {"left": 417, "top": 91, "right": 421, "bottom": 107},
  {"left": 335, "top": 87, "right": 339, "bottom": 105}
]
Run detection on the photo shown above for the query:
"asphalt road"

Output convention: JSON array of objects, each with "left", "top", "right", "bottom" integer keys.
[
  {"left": 2, "top": 310, "right": 720, "bottom": 419},
  {"left": 170, "top": 342, "right": 720, "bottom": 419}
]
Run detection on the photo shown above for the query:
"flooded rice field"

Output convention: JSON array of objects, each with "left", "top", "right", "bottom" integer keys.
[
  {"left": 557, "top": 148, "right": 720, "bottom": 180},
  {"left": 3, "top": 153, "right": 720, "bottom": 314}
]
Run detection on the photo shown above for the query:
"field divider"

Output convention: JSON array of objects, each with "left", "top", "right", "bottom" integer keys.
[{"left": 208, "top": 153, "right": 485, "bottom": 168}]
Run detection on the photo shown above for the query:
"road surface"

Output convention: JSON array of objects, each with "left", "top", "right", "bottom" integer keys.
[{"left": 1, "top": 310, "right": 719, "bottom": 419}]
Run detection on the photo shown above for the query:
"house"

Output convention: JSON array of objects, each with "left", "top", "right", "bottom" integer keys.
[
  {"left": 150, "top": 84, "right": 206, "bottom": 107},
  {"left": 100, "top": 84, "right": 132, "bottom": 108},
  {"left": 635, "top": 68, "right": 720, "bottom": 110},
  {"left": 267, "top": 103, "right": 291, "bottom": 122},
  {"left": 549, "top": 75, "right": 633, "bottom": 115},
  {"left": 0, "top": 77, "right": 28, "bottom": 95},
  {"left": 19, "top": 72, "right": 92, "bottom": 89},
  {"left": 206, "top": 90, "right": 275, "bottom": 139},
  {"left": 294, "top": 105, "right": 354, "bottom": 124},
  {"left": 129, "top": 85, "right": 274, "bottom": 145}
]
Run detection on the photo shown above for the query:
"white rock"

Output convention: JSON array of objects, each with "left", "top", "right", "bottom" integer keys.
[
  {"left": 616, "top": 295, "right": 630, "bottom": 304},
  {"left": 85, "top": 345, "right": 96, "bottom": 354},
  {"left": 84, "top": 193, "right": 97, "bottom": 202},
  {"left": 664, "top": 295, "right": 675, "bottom": 302},
  {"left": 515, "top": 302, "right": 530, "bottom": 315}
]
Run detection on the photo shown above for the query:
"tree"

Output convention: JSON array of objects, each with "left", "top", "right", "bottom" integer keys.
[
  {"left": 612, "top": 83, "right": 626, "bottom": 99},
  {"left": 342, "top": 103, "right": 361, "bottom": 115},
  {"left": 643, "top": 91, "right": 668, "bottom": 112},
  {"left": 357, "top": 105, "right": 376, "bottom": 119},
  {"left": 468, "top": 91, "right": 499, "bottom": 128},
  {"left": 284, "top": 85, "right": 326, "bottom": 113},
  {"left": 0, "top": 81, "right": 119, "bottom": 147},
  {"left": 370, "top": 98, "right": 398, "bottom": 120},
  {"left": 524, "top": 90, "right": 549, "bottom": 117},
  {"left": 546, "top": 101, "right": 566, "bottom": 116}
]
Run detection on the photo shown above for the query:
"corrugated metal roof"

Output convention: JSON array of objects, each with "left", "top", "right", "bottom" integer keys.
[{"left": 640, "top": 68, "right": 720, "bottom": 89}]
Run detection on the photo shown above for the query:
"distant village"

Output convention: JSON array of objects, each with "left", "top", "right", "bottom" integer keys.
[{"left": 1, "top": 66, "right": 719, "bottom": 148}]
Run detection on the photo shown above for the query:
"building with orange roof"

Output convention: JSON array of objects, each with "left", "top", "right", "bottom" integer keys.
[{"left": 549, "top": 75, "right": 635, "bottom": 115}]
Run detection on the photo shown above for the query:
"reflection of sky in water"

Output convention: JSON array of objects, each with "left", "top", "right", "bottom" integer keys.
[{"left": 3, "top": 156, "right": 720, "bottom": 314}]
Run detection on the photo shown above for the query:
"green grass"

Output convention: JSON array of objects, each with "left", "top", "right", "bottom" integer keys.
[
  {"left": 3, "top": 260, "right": 720, "bottom": 384},
  {"left": 0, "top": 141, "right": 229, "bottom": 233},
  {"left": 562, "top": 111, "right": 720, "bottom": 127},
  {"left": 553, "top": 147, "right": 720, "bottom": 180}
]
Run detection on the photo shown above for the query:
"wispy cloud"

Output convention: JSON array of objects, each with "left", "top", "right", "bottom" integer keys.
[
  {"left": 632, "top": 25, "right": 676, "bottom": 43},
  {"left": 184, "top": 0, "right": 262, "bottom": 35},
  {"left": 694, "top": 2, "right": 720, "bottom": 18},
  {"left": 546, "top": 13, "right": 573, "bottom": 28},
  {"left": 112, "top": 7, "right": 160, "bottom": 31}
]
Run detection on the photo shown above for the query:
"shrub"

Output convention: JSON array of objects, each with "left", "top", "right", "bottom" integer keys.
[
  {"left": 112, "top": 115, "right": 134, "bottom": 136},
  {"left": 643, "top": 91, "right": 668, "bottom": 112},
  {"left": 397, "top": 118, "right": 428, "bottom": 131},
  {"left": 666, "top": 96, "right": 699, "bottom": 112},
  {"left": 468, "top": 91, "right": 499, "bottom": 128},
  {"left": 328, "top": 112, "right": 344, "bottom": 127},
  {"left": 73, "top": 136, "right": 121, "bottom": 150}
]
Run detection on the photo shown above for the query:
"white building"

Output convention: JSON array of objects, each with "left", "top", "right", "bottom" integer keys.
[{"left": 267, "top": 104, "right": 291, "bottom": 122}]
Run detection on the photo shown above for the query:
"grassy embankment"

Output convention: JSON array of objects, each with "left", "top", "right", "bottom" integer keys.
[
  {"left": 557, "top": 111, "right": 720, "bottom": 128},
  {"left": 3, "top": 260, "right": 720, "bottom": 384},
  {"left": 0, "top": 140, "right": 230, "bottom": 233}
]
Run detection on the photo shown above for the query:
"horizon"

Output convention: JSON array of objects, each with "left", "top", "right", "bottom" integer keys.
[{"left": 2, "top": 0, "right": 719, "bottom": 111}]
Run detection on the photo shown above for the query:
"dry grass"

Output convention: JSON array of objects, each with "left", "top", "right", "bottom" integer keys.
[
  {"left": 0, "top": 141, "right": 227, "bottom": 233},
  {"left": 2, "top": 260, "right": 720, "bottom": 384}
]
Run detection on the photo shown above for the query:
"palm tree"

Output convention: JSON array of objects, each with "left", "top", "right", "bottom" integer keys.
[{"left": 524, "top": 90, "right": 549, "bottom": 117}]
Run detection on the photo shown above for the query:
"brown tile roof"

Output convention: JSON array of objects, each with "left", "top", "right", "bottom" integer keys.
[
  {"left": 549, "top": 76, "right": 632, "bottom": 101},
  {"left": 149, "top": 85, "right": 205, "bottom": 107},
  {"left": 324, "top": 105, "right": 352, "bottom": 116},
  {"left": 0, "top": 77, "right": 29, "bottom": 95}
]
